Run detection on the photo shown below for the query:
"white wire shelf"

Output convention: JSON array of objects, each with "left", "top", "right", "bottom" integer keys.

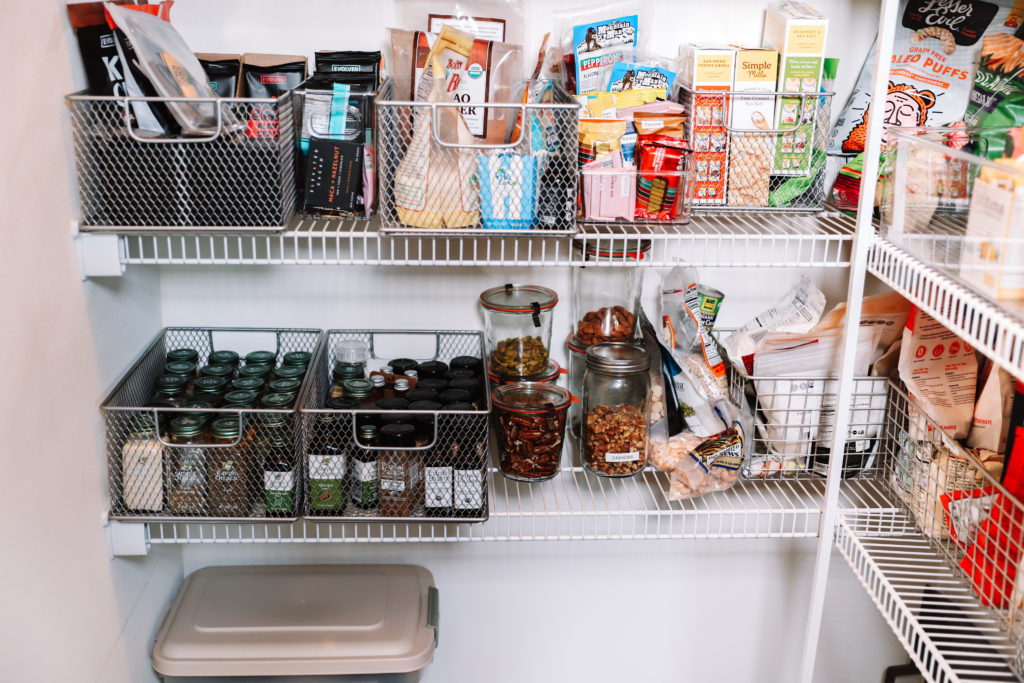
[
  {"left": 869, "top": 236, "right": 1024, "bottom": 383},
  {"left": 836, "top": 512, "right": 1021, "bottom": 683},
  {"left": 141, "top": 469, "right": 890, "bottom": 545},
  {"left": 111, "top": 212, "right": 856, "bottom": 268}
]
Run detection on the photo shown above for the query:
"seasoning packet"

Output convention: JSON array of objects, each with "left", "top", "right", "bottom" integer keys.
[{"left": 477, "top": 153, "right": 538, "bottom": 230}]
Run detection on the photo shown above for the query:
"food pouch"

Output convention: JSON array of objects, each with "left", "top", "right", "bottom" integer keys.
[
  {"left": 969, "top": 359, "right": 1016, "bottom": 453},
  {"left": 579, "top": 118, "right": 626, "bottom": 166},
  {"left": 477, "top": 153, "right": 539, "bottom": 229},
  {"left": 666, "top": 423, "right": 744, "bottom": 501},
  {"left": 196, "top": 54, "right": 240, "bottom": 98},
  {"left": 607, "top": 61, "right": 675, "bottom": 92},
  {"left": 67, "top": 1, "right": 132, "bottom": 96}
]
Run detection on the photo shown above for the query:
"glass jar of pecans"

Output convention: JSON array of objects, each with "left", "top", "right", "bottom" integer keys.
[
  {"left": 493, "top": 383, "right": 571, "bottom": 482},
  {"left": 582, "top": 342, "right": 650, "bottom": 478}
]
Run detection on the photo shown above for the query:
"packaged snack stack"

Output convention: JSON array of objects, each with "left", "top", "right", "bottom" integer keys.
[{"left": 679, "top": 45, "right": 735, "bottom": 206}]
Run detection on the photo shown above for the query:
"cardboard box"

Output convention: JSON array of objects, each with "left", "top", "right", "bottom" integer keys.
[
  {"left": 679, "top": 45, "right": 735, "bottom": 206},
  {"left": 762, "top": 1, "right": 828, "bottom": 176},
  {"left": 961, "top": 168, "right": 1024, "bottom": 300},
  {"left": 728, "top": 48, "right": 779, "bottom": 206}
]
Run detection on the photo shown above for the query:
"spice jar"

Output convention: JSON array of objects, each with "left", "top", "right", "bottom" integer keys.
[
  {"left": 166, "top": 416, "right": 209, "bottom": 515},
  {"left": 207, "top": 417, "right": 249, "bottom": 517},
  {"left": 257, "top": 414, "right": 296, "bottom": 517},
  {"left": 151, "top": 374, "right": 188, "bottom": 407},
  {"left": 231, "top": 377, "right": 265, "bottom": 393},
  {"left": 164, "top": 361, "right": 198, "bottom": 379},
  {"left": 307, "top": 412, "right": 346, "bottom": 515},
  {"left": 167, "top": 348, "right": 199, "bottom": 365},
  {"left": 582, "top": 342, "right": 650, "bottom": 478},
  {"left": 222, "top": 389, "right": 259, "bottom": 410},
  {"left": 350, "top": 424, "right": 380, "bottom": 510},
  {"left": 261, "top": 392, "right": 295, "bottom": 411},
  {"left": 267, "top": 378, "right": 302, "bottom": 402},
  {"left": 273, "top": 364, "right": 306, "bottom": 382},
  {"left": 378, "top": 423, "right": 421, "bottom": 517},
  {"left": 493, "top": 383, "right": 571, "bottom": 482},
  {"left": 282, "top": 351, "right": 311, "bottom": 367},
  {"left": 245, "top": 350, "right": 277, "bottom": 369},
  {"left": 566, "top": 335, "right": 587, "bottom": 439},
  {"left": 342, "top": 379, "right": 375, "bottom": 403},
  {"left": 208, "top": 350, "right": 240, "bottom": 369},
  {"left": 121, "top": 416, "right": 164, "bottom": 512},
  {"left": 449, "top": 355, "right": 484, "bottom": 377},
  {"left": 193, "top": 376, "right": 228, "bottom": 407},
  {"left": 480, "top": 284, "right": 558, "bottom": 379},
  {"left": 388, "top": 358, "right": 419, "bottom": 376},
  {"left": 572, "top": 241, "right": 649, "bottom": 346},
  {"left": 417, "top": 361, "right": 449, "bottom": 380}
]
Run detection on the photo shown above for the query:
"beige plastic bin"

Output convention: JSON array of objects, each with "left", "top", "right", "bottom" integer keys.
[{"left": 152, "top": 564, "right": 438, "bottom": 682}]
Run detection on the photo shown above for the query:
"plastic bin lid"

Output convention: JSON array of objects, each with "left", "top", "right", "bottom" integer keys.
[{"left": 152, "top": 564, "right": 437, "bottom": 677}]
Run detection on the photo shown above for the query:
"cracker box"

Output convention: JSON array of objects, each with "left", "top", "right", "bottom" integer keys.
[
  {"left": 679, "top": 45, "right": 735, "bottom": 206},
  {"left": 728, "top": 48, "right": 779, "bottom": 206},
  {"left": 762, "top": 1, "right": 828, "bottom": 176}
]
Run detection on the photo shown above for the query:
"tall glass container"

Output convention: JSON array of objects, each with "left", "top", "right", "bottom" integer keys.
[
  {"left": 571, "top": 241, "right": 649, "bottom": 346},
  {"left": 581, "top": 342, "right": 650, "bottom": 478}
]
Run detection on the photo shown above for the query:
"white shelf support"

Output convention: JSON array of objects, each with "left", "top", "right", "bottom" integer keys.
[
  {"left": 76, "top": 231, "right": 125, "bottom": 279},
  {"left": 105, "top": 519, "right": 150, "bottom": 558},
  {"left": 798, "top": 0, "right": 901, "bottom": 679}
]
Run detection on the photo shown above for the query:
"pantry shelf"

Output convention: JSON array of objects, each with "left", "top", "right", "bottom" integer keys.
[
  {"left": 135, "top": 469, "right": 891, "bottom": 546},
  {"left": 108, "top": 212, "right": 856, "bottom": 269},
  {"left": 868, "top": 236, "right": 1024, "bottom": 383},
  {"left": 836, "top": 512, "right": 1021, "bottom": 683}
]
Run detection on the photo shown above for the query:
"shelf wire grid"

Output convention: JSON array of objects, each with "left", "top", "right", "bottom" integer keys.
[{"left": 115, "top": 211, "right": 855, "bottom": 268}]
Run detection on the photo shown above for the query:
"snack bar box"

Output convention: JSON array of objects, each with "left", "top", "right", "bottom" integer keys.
[
  {"left": 678, "top": 45, "right": 736, "bottom": 206},
  {"left": 152, "top": 564, "right": 438, "bottom": 682}
]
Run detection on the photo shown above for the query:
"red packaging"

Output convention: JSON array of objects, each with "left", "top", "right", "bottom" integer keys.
[
  {"left": 104, "top": 1, "right": 173, "bottom": 27},
  {"left": 635, "top": 139, "right": 688, "bottom": 221},
  {"left": 958, "top": 492, "right": 1024, "bottom": 607}
]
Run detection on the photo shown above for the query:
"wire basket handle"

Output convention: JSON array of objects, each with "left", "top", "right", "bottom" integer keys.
[{"left": 121, "top": 98, "right": 227, "bottom": 145}]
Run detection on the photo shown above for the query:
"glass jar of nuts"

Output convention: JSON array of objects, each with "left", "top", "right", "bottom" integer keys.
[
  {"left": 493, "top": 382, "right": 572, "bottom": 482},
  {"left": 572, "top": 241, "right": 649, "bottom": 346},
  {"left": 582, "top": 342, "right": 650, "bottom": 478},
  {"left": 479, "top": 284, "right": 558, "bottom": 380}
]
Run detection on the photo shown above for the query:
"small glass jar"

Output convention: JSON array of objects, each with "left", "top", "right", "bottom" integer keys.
[
  {"left": 336, "top": 340, "right": 369, "bottom": 377},
  {"left": 166, "top": 416, "right": 209, "bottom": 514},
  {"left": 406, "top": 387, "right": 439, "bottom": 403},
  {"left": 343, "top": 379, "right": 375, "bottom": 403},
  {"left": 222, "top": 389, "right": 259, "bottom": 409},
  {"left": 582, "top": 342, "right": 650, "bottom": 478},
  {"left": 121, "top": 416, "right": 164, "bottom": 512},
  {"left": 207, "top": 417, "right": 249, "bottom": 517},
  {"left": 417, "top": 361, "right": 448, "bottom": 380},
  {"left": 192, "top": 376, "right": 228, "bottom": 406},
  {"left": 407, "top": 400, "right": 441, "bottom": 447},
  {"left": 260, "top": 392, "right": 295, "bottom": 411},
  {"left": 238, "top": 364, "right": 271, "bottom": 389},
  {"left": 493, "top": 382, "right": 571, "bottom": 482},
  {"left": 181, "top": 401, "right": 215, "bottom": 427},
  {"left": 164, "top": 361, "right": 198, "bottom": 379},
  {"left": 167, "top": 348, "right": 199, "bottom": 365},
  {"left": 447, "top": 378, "right": 481, "bottom": 405},
  {"left": 200, "top": 364, "right": 234, "bottom": 381},
  {"left": 572, "top": 241, "right": 649, "bottom": 346},
  {"left": 231, "top": 376, "right": 265, "bottom": 393},
  {"left": 370, "top": 374, "right": 390, "bottom": 402},
  {"left": 378, "top": 423, "right": 421, "bottom": 517},
  {"left": 273, "top": 364, "right": 306, "bottom": 383},
  {"left": 438, "top": 388, "right": 472, "bottom": 406},
  {"left": 151, "top": 374, "right": 189, "bottom": 407},
  {"left": 349, "top": 424, "right": 380, "bottom": 510},
  {"left": 245, "top": 350, "right": 277, "bottom": 369},
  {"left": 566, "top": 335, "right": 588, "bottom": 439},
  {"left": 208, "top": 350, "right": 240, "bottom": 369},
  {"left": 282, "top": 351, "right": 311, "bottom": 367},
  {"left": 267, "top": 378, "right": 302, "bottom": 402},
  {"left": 416, "top": 378, "right": 448, "bottom": 394},
  {"left": 479, "top": 284, "right": 558, "bottom": 379}
]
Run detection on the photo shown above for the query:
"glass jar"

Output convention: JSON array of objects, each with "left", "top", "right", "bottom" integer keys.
[
  {"left": 378, "top": 423, "right": 421, "bottom": 517},
  {"left": 268, "top": 378, "right": 302, "bottom": 400},
  {"left": 166, "top": 416, "right": 209, "bottom": 514},
  {"left": 192, "top": 376, "right": 228, "bottom": 406},
  {"left": 121, "top": 416, "right": 164, "bottom": 512},
  {"left": 245, "top": 350, "right": 277, "bottom": 368},
  {"left": 566, "top": 335, "right": 587, "bottom": 439},
  {"left": 222, "top": 389, "right": 259, "bottom": 410},
  {"left": 335, "top": 340, "right": 369, "bottom": 379},
  {"left": 282, "top": 351, "right": 311, "bottom": 367},
  {"left": 493, "top": 382, "right": 571, "bottom": 482},
  {"left": 449, "top": 355, "right": 484, "bottom": 377},
  {"left": 167, "top": 348, "right": 199, "bottom": 365},
  {"left": 487, "top": 359, "right": 562, "bottom": 391},
  {"left": 438, "top": 388, "right": 472, "bottom": 406},
  {"left": 307, "top": 412, "right": 346, "bottom": 515},
  {"left": 164, "top": 361, "right": 198, "bottom": 379},
  {"left": 407, "top": 400, "right": 441, "bottom": 447},
  {"left": 350, "top": 424, "right": 380, "bottom": 510},
  {"left": 406, "top": 387, "right": 439, "bottom": 403},
  {"left": 231, "top": 376, "right": 265, "bottom": 394},
  {"left": 416, "top": 378, "right": 448, "bottom": 394},
  {"left": 182, "top": 401, "right": 215, "bottom": 427},
  {"left": 387, "top": 358, "right": 418, "bottom": 376},
  {"left": 273, "top": 364, "right": 306, "bottom": 383},
  {"left": 256, "top": 415, "right": 296, "bottom": 517},
  {"left": 417, "top": 360, "right": 448, "bottom": 380},
  {"left": 200, "top": 364, "right": 235, "bottom": 381},
  {"left": 479, "top": 284, "right": 558, "bottom": 379},
  {"left": 571, "top": 241, "right": 649, "bottom": 346},
  {"left": 370, "top": 374, "right": 390, "bottom": 402},
  {"left": 208, "top": 350, "right": 240, "bottom": 369},
  {"left": 582, "top": 342, "right": 650, "bottom": 478},
  {"left": 151, "top": 374, "right": 188, "bottom": 407},
  {"left": 447, "top": 378, "right": 481, "bottom": 405},
  {"left": 207, "top": 417, "right": 249, "bottom": 517},
  {"left": 260, "top": 392, "right": 295, "bottom": 411},
  {"left": 343, "top": 379, "right": 375, "bottom": 403},
  {"left": 238, "top": 364, "right": 271, "bottom": 385}
]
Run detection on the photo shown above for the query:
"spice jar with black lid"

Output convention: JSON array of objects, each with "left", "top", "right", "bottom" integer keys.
[
  {"left": 480, "top": 284, "right": 558, "bottom": 379},
  {"left": 406, "top": 387, "right": 439, "bottom": 403},
  {"left": 378, "top": 423, "right": 421, "bottom": 517},
  {"left": 416, "top": 378, "right": 448, "bottom": 393},
  {"left": 208, "top": 350, "right": 240, "bottom": 369},
  {"left": 449, "top": 355, "right": 484, "bottom": 377},
  {"left": 388, "top": 358, "right": 419, "bottom": 376},
  {"left": 447, "top": 368, "right": 476, "bottom": 381},
  {"left": 166, "top": 416, "right": 209, "bottom": 515},
  {"left": 407, "top": 400, "right": 441, "bottom": 447},
  {"left": 582, "top": 342, "right": 650, "bottom": 478},
  {"left": 208, "top": 417, "right": 249, "bottom": 517},
  {"left": 417, "top": 360, "right": 449, "bottom": 380},
  {"left": 438, "top": 388, "right": 472, "bottom": 406},
  {"left": 447, "top": 378, "right": 481, "bottom": 404}
]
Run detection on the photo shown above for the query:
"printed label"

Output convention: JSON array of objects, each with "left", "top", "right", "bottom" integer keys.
[
  {"left": 606, "top": 451, "right": 641, "bottom": 463},
  {"left": 353, "top": 460, "right": 377, "bottom": 482},
  {"left": 264, "top": 469, "right": 295, "bottom": 491},
  {"left": 350, "top": 460, "right": 378, "bottom": 504},
  {"left": 425, "top": 466, "right": 453, "bottom": 507},
  {"left": 572, "top": 15, "right": 638, "bottom": 95},
  {"left": 308, "top": 454, "right": 345, "bottom": 480},
  {"left": 902, "top": 0, "right": 999, "bottom": 45},
  {"left": 413, "top": 32, "right": 492, "bottom": 137},
  {"left": 454, "top": 469, "right": 483, "bottom": 509},
  {"left": 381, "top": 479, "right": 406, "bottom": 492}
]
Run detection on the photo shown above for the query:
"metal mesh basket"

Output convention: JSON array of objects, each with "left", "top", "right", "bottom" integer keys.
[
  {"left": 300, "top": 330, "right": 490, "bottom": 522},
  {"left": 375, "top": 80, "right": 579, "bottom": 236},
  {"left": 883, "top": 382, "right": 1024, "bottom": 677},
  {"left": 67, "top": 93, "right": 297, "bottom": 230},
  {"left": 676, "top": 85, "right": 833, "bottom": 212},
  {"left": 728, "top": 368, "right": 889, "bottom": 480},
  {"left": 102, "top": 327, "right": 322, "bottom": 521}
]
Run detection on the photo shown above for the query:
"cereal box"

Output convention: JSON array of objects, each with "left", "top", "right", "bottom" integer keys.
[
  {"left": 679, "top": 45, "right": 735, "bottom": 206},
  {"left": 728, "top": 48, "right": 779, "bottom": 206},
  {"left": 762, "top": 1, "right": 828, "bottom": 175}
]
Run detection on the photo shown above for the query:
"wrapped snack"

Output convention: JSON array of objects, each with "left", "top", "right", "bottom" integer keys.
[
  {"left": 666, "top": 423, "right": 744, "bottom": 501},
  {"left": 633, "top": 112, "right": 689, "bottom": 221},
  {"left": 477, "top": 153, "right": 539, "bottom": 230},
  {"left": 582, "top": 149, "right": 635, "bottom": 221},
  {"left": 579, "top": 119, "right": 627, "bottom": 166}
]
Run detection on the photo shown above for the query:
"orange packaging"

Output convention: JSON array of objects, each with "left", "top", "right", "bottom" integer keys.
[{"left": 679, "top": 45, "right": 734, "bottom": 206}]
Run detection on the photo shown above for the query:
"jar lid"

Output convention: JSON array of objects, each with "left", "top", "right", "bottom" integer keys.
[
  {"left": 232, "top": 377, "right": 265, "bottom": 392},
  {"left": 336, "top": 339, "right": 369, "bottom": 364},
  {"left": 449, "top": 355, "right": 483, "bottom": 375},
  {"left": 388, "top": 358, "right": 419, "bottom": 374},
  {"left": 238, "top": 364, "right": 271, "bottom": 378},
  {"left": 379, "top": 422, "right": 416, "bottom": 447},
  {"left": 223, "top": 389, "right": 259, "bottom": 405},
  {"left": 274, "top": 365, "right": 306, "bottom": 381},
  {"left": 182, "top": 400, "right": 214, "bottom": 410},
  {"left": 447, "top": 368, "right": 476, "bottom": 380},
  {"left": 358, "top": 424, "right": 378, "bottom": 440},
  {"left": 208, "top": 350, "right": 239, "bottom": 366},
  {"left": 165, "top": 361, "right": 197, "bottom": 376},
  {"left": 282, "top": 351, "right": 311, "bottom": 366},
  {"left": 326, "top": 396, "right": 360, "bottom": 410},
  {"left": 260, "top": 392, "right": 295, "bottom": 410},
  {"left": 268, "top": 378, "right": 302, "bottom": 394},
  {"left": 566, "top": 334, "right": 588, "bottom": 354},
  {"left": 447, "top": 378, "right": 479, "bottom": 398},
  {"left": 416, "top": 378, "right": 448, "bottom": 392},
  {"left": 332, "top": 362, "right": 364, "bottom": 380},
  {"left": 376, "top": 397, "right": 410, "bottom": 410},
  {"left": 245, "top": 350, "right": 277, "bottom": 366},
  {"left": 169, "top": 416, "right": 206, "bottom": 436},
  {"left": 442, "top": 402, "right": 476, "bottom": 411},
  {"left": 167, "top": 348, "right": 199, "bottom": 364},
  {"left": 155, "top": 374, "right": 188, "bottom": 391},
  {"left": 201, "top": 364, "right": 234, "bottom": 378},
  {"left": 438, "top": 388, "right": 472, "bottom": 405},
  {"left": 585, "top": 342, "right": 649, "bottom": 374},
  {"left": 572, "top": 240, "right": 652, "bottom": 261},
  {"left": 416, "top": 360, "right": 449, "bottom": 379},
  {"left": 406, "top": 388, "right": 439, "bottom": 403},
  {"left": 492, "top": 382, "right": 571, "bottom": 413},
  {"left": 488, "top": 359, "right": 561, "bottom": 384},
  {"left": 194, "top": 376, "right": 228, "bottom": 393},
  {"left": 479, "top": 284, "right": 558, "bottom": 313},
  {"left": 210, "top": 418, "right": 241, "bottom": 438},
  {"left": 371, "top": 375, "right": 387, "bottom": 387},
  {"left": 130, "top": 415, "right": 157, "bottom": 434},
  {"left": 407, "top": 400, "right": 442, "bottom": 412},
  {"left": 343, "top": 378, "right": 374, "bottom": 398}
]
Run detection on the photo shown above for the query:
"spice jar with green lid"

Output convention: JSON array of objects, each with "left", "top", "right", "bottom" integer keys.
[
  {"left": 200, "top": 364, "right": 234, "bottom": 380},
  {"left": 208, "top": 417, "right": 249, "bottom": 517},
  {"left": 349, "top": 424, "right": 379, "bottom": 510},
  {"left": 231, "top": 376, "right": 265, "bottom": 393},
  {"left": 151, "top": 374, "right": 189, "bottom": 407},
  {"left": 307, "top": 412, "right": 346, "bottom": 515},
  {"left": 260, "top": 392, "right": 295, "bottom": 411},
  {"left": 167, "top": 348, "right": 199, "bottom": 364},
  {"left": 121, "top": 415, "right": 164, "bottom": 512},
  {"left": 182, "top": 400, "right": 215, "bottom": 425},
  {"left": 480, "top": 284, "right": 558, "bottom": 379},
  {"left": 222, "top": 389, "right": 259, "bottom": 409},
  {"left": 283, "top": 351, "right": 311, "bottom": 367},
  {"left": 343, "top": 378, "right": 374, "bottom": 402},
  {"left": 273, "top": 364, "right": 306, "bottom": 382},
  {"left": 268, "top": 378, "right": 302, "bottom": 400},
  {"left": 238, "top": 364, "right": 271, "bottom": 389},
  {"left": 208, "top": 350, "right": 240, "bottom": 369},
  {"left": 164, "top": 361, "right": 197, "bottom": 378},
  {"left": 245, "top": 350, "right": 277, "bottom": 367},
  {"left": 166, "top": 416, "right": 209, "bottom": 515},
  {"left": 193, "top": 376, "right": 228, "bottom": 403}
]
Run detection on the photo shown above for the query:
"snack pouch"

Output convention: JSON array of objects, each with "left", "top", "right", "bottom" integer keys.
[
  {"left": 607, "top": 62, "right": 675, "bottom": 92},
  {"left": 830, "top": 0, "right": 1017, "bottom": 157},
  {"left": 570, "top": 14, "right": 640, "bottom": 94}
]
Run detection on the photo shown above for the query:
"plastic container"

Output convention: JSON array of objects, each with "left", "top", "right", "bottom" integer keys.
[
  {"left": 572, "top": 241, "right": 649, "bottom": 346},
  {"left": 493, "top": 383, "right": 571, "bottom": 482},
  {"left": 479, "top": 284, "right": 558, "bottom": 380},
  {"left": 152, "top": 564, "right": 438, "bottom": 682},
  {"left": 582, "top": 342, "right": 650, "bottom": 478}
]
